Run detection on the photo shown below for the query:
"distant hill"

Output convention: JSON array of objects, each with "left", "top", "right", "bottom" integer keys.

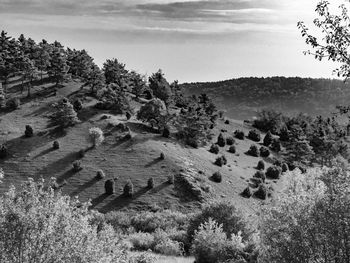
[{"left": 181, "top": 77, "right": 350, "bottom": 120}]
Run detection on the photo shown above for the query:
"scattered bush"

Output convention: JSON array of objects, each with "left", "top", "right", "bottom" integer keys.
[
  {"left": 214, "top": 155, "right": 227, "bottom": 167},
  {"left": 281, "top": 163, "right": 289, "bottom": 173},
  {"left": 224, "top": 119, "right": 230, "bottom": 124},
  {"left": 147, "top": 178, "right": 154, "bottom": 189},
  {"left": 241, "top": 186, "right": 252, "bottom": 198},
  {"left": 226, "top": 136, "right": 235, "bottom": 146},
  {"left": 271, "top": 138, "right": 281, "bottom": 152},
  {"left": 234, "top": 130, "right": 245, "bottom": 140},
  {"left": 209, "top": 144, "right": 220, "bottom": 154},
  {"left": 6, "top": 97, "right": 20, "bottom": 110},
  {"left": 0, "top": 144, "right": 8, "bottom": 159},
  {"left": 160, "top": 152, "right": 165, "bottom": 160},
  {"left": 105, "top": 179, "right": 114, "bottom": 195},
  {"left": 24, "top": 125, "right": 33, "bottom": 137},
  {"left": 259, "top": 146, "right": 270, "bottom": 157},
  {"left": 257, "top": 160, "right": 265, "bottom": 170},
  {"left": 211, "top": 171, "right": 222, "bottom": 183},
  {"left": 217, "top": 133, "right": 226, "bottom": 147},
  {"left": 124, "top": 180, "right": 134, "bottom": 197},
  {"left": 53, "top": 140, "right": 60, "bottom": 150},
  {"left": 73, "top": 99, "right": 83, "bottom": 112},
  {"left": 96, "top": 169, "right": 105, "bottom": 180},
  {"left": 228, "top": 145, "right": 236, "bottom": 154},
  {"left": 168, "top": 174, "right": 175, "bottom": 184},
  {"left": 248, "top": 129, "right": 261, "bottom": 142},
  {"left": 78, "top": 149, "right": 85, "bottom": 158},
  {"left": 88, "top": 127, "right": 104, "bottom": 147},
  {"left": 266, "top": 166, "right": 282, "bottom": 179},
  {"left": 254, "top": 184, "right": 268, "bottom": 200},
  {"left": 247, "top": 144, "right": 259, "bottom": 157},
  {"left": 72, "top": 160, "right": 82, "bottom": 172},
  {"left": 263, "top": 131, "right": 273, "bottom": 146},
  {"left": 254, "top": 170, "right": 266, "bottom": 183}
]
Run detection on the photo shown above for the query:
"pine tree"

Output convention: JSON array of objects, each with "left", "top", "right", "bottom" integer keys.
[
  {"left": 47, "top": 47, "right": 69, "bottom": 87},
  {"left": 52, "top": 99, "right": 79, "bottom": 127},
  {"left": 34, "top": 41, "right": 51, "bottom": 80},
  {"left": 149, "top": 69, "right": 172, "bottom": 106}
]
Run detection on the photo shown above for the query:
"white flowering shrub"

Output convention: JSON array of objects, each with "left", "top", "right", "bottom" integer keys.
[
  {"left": 0, "top": 178, "right": 128, "bottom": 263},
  {"left": 260, "top": 167, "right": 350, "bottom": 263},
  {"left": 89, "top": 127, "right": 104, "bottom": 147}
]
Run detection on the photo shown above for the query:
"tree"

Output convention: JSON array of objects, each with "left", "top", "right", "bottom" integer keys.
[
  {"left": 33, "top": 40, "right": 51, "bottom": 80},
  {"left": 66, "top": 48, "right": 93, "bottom": 78},
  {"left": 149, "top": 69, "right": 173, "bottom": 106},
  {"left": 0, "top": 178, "right": 128, "bottom": 263},
  {"left": 137, "top": 98, "right": 171, "bottom": 131},
  {"left": 129, "top": 71, "right": 147, "bottom": 100},
  {"left": 18, "top": 55, "right": 38, "bottom": 96},
  {"left": 51, "top": 99, "right": 79, "bottom": 127},
  {"left": 82, "top": 63, "right": 104, "bottom": 94},
  {"left": 103, "top": 58, "right": 128, "bottom": 86},
  {"left": 47, "top": 46, "right": 69, "bottom": 87}
]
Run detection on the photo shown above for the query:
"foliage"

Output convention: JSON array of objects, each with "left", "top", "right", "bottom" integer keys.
[
  {"left": 234, "top": 130, "right": 245, "bottom": 140},
  {"left": 266, "top": 166, "right": 282, "bottom": 180},
  {"left": 248, "top": 129, "right": 261, "bottom": 142},
  {"left": 270, "top": 139, "right": 281, "bottom": 152},
  {"left": 72, "top": 160, "right": 82, "bottom": 172},
  {"left": 211, "top": 171, "right": 222, "bottom": 183},
  {"left": 147, "top": 178, "right": 154, "bottom": 189},
  {"left": 214, "top": 155, "right": 227, "bottom": 167},
  {"left": 24, "top": 124, "right": 33, "bottom": 137},
  {"left": 209, "top": 144, "right": 219, "bottom": 154},
  {"left": 137, "top": 99, "right": 170, "bottom": 131},
  {"left": 263, "top": 131, "right": 273, "bottom": 146},
  {"left": 242, "top": 186, "right": 252, "bottom": 198},
  {"left": 247, "top": 145, "right": 259, "bottom": 157},
  {"left": 254, "top": 184, "right": 268, "bottom": 200},
  {"left": 88, "top": 127, "right": 104, "bottom": 147},
  {"left": 105, "top": 179, "right": 115, "bottom": 195},
  {"left": 51, "top": 99, "right": 79, "bottom": 127},
  {"left": 148, "top": 70, "right": 173, "bottom": 106},
  {"left": 228, "top": 145, "right": 236, "bottom": 154},
  {"left": 226, "top": 136, "right": 235, "bottom": 145},
  {"left": 73, "top": 98, "right": 83, "bottom": 112},
  {"left": 0, "top": 178, "right": 128, "bottom": 263},
  {"left": 5, "top": 97, "right": 20, "bottom": 110},
  {"left": 254, "top": 110, "right": 284, "bottom": 134},
  {"left": 281, "top": 163, "right": 289, "bottom": 173},
  {"left": 53, "top": 140, "right": 60, "bottom": 149},
  {"left": 257, "top": 160, "right": 265, "bottom": 170},
  {"left": 254, "top": 171, "right": 266, "bottom": 183},
  {"left": 103, "top": 58, "right": 128, "bottom": 87},
  {"left": 259, "top": 146, "right": 270, "bottom": 158},
  {"left": 124, "top": 180, "right": 134, "bottom": 197},
  {"left": 96, "top": 169, "right": 105, "bottom": 180},
  {"left": 47, "top": 46, "right": 69, "bottom": 86},
  {"left": 217, "top": 133, "right": 226, "bottom": 147}
]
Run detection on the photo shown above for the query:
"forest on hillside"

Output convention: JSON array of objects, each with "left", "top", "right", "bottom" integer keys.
[{"left": 181, "top": 77, "right": 350, "bottom": 119}]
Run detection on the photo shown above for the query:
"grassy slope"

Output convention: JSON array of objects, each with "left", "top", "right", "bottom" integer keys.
[{"left": 0, "top": 79, "right": 285, "bottom": 219}]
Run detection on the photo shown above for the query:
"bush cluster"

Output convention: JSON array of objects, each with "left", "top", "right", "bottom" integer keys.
[
  {"left": 259, "top": 146, "right": 270, "bottom": 157},
  {"left": 254, "top": 170, "right": 266, "bottom": 183},
  {"left": 266, "top": 166, "right": 282, "bottom": 179},
  {"left": 241, "top": 186, "right": 252, "bottom": 198},
  {"left": 254, "top": 184, "right": 268, "bottom": 200},
  {"left": 214, "top": 155, "right": 227, "bottom": 167},
  {"left": 281, "top": 163, "right": 289, "bottom": 172}
]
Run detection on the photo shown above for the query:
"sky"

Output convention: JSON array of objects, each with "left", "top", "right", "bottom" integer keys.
[{"left": 0, "top": 0, "right": 346, "bottom": 82}]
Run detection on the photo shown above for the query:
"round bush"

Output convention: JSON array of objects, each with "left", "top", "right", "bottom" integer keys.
[
  {"left": 266, "top": 166, "right": 282, "bottom": 179},
  {"left": 234, "top": 130, "right": 245, "bottom": 140},
  {"left": 105, "top": 179, "right": 114, "bottom": 195},
  {"left": 214, "top": 155, "right": 227, "bottom": 167},
  {"left": 217, "top": 133, "right": 226, "bottom": 147},
  {"left": 6, "top": 97, "right": 20, "bottom": 110},
  {"left": 209, "top": 144, "right": 220, "bottom": 154},
  {"left": 73, "top": 99, "right": 83, "bottom": 112},
  {"left": 248, "top": 129, "right": 261, "bottom": 142},
  {"left": 254, "top": 184, "right": 267, "bottom": 200},
  {"left": 147, "top": 178, "right": 154, "bottom": 189},
  {"left": 257, "top": 160, "right": 265, "bottom": 170},
  {"left": 271, "top": 139, "right": 281, "bottom": 152},
  {"left": 259, "top": 146, "right": 270, "bottom": 157},
  {"left": 124, "top": 180, "right": 134, "bottom": 197},
  {"left": 211, "top": 171, "right": 222, "bottom": 183},
  {"left": 72, "top": 160, "right": 82, "bottom": 172},
  {"left": 254, "top": 170, "right": 266, "bottom": 183},
  {"left": 53, "top": 141, "right": 60, "bottom": 150},
  {"left": 281, "top": 163, "right": 289, "bottom": 173},
  {"left": 241, "top": 186, "right": 252, "bottom": 198},
  {"left": 263, "top": 131, "right": 273, "bottom": 146},
  {"left": 247, "top": 145, "right": 259, "bottom": 157},
  {"left": 96, "top": 170, "right": 105, "bottom": 180},
  {"left": 224, "top": 119, "right": 230, "bottom": 124},
  {"left": 228, "top": 145, "right": 236, "bottom": 154},
  {"left": 0, "top": 144, "right": 8, "bottom": 159},
  {"left": 226, "top": 136, "right": 235, "bottom": 146},
  {"left": 25, "top": 125, "right": 34, "bottom": 138}
]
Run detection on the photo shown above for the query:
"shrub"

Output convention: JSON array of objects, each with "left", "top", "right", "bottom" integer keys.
[
  {"left": 147, "top": 178, "right": 154, "bottom": 189},
  {"left": 78, "top": 149, "right": 85, "bottom": 158},
  {"left": 0, "top": 144, "right": 8, "bottom": 159},
  {"left": 187, "top": 201, "right": 249, "bottom": 249},
  {"left": 6, "top": 97, "right": 20, "bottom": 110},
  {"left": 211, "top": 171, "right": 222, "bottom": 183},
  {"left": 247, "top": 145, "right": 259, "bottom": 157},
  {"left": 266, "top": 166, "right": 282, "bottom": 179},
  {"left": 128, "top": 232, "right": 155, "bottom": 251},
  {"left": 254, "top": 170, "right": 266, "bottom": 182},
  {"left": 96, "top": 169, "right": 105, "bottom": 180},
  {"left": 241, "top": 186, "right": 252, "bottom": 198},
  {"left": 224, "top": 119, "right": 230, "bottom": 124},
  {"left": 105, "top": 179, "right": 115, "bottom": 195},
  {"left": 228, "top": 145, "right": 236, "bottom": 154},
  {"left": 214, "top": 155, "right": 227, "bottom": 167},
  {"left": 162, "top": 126, "right": 170, "bottom": 138},
  {"left": 73, "top": 99, "right": 83, "bottom": 112},
  {"left": 24, "top": 125, "right": 33, "bottom": 137},
  {"left": 209, "top": 144, "right": 220, "bottom": 154},
  {"left": 53, "top": 140, "right": 60, "bottom": 150},
  {"left": 254, "top": 183, "right": 267, "bottom": 200},
  {"left": 217, "top": 133, "right": 226, "bottom": 147},
  {"left": 234, "top": 130, "right": 245, "bottom": 140},
  {"left": 124, "top": 180, "right": 134, "bottom": 197},
  {"left": 154, "top": 238, "right": 184, "bottom": 256},
  {"left": 271, "top": 138, "right": 281, "bottom": 152},
  {"left": 282, "top": 163, "right": 289, "bottom": 173},
  {"left": 72, "top": 160, "right": 82, "bottom": 172},
  {"left": 259, "top": 146, "right": 270, "bottom": 157},
  {"left": 263, "top": 131, "right": 273, "bottom": 146},
  {"left": 88, "top": 127, "right": 104, "bottom": 147},
  {"left": 160, "top": 152, "right": 165, "bottom": 160},
  {"left": 257, "top": 160, "right": 265, "bottom": 170},
  {"left": 168, "top": 174, "right": 175, "bottom": 184},
  {"left": 226, "top": 136, "right": 235, "bottom": 146},
  {"left": 248, "top": 129, "right": 261, "bottom": 142}
]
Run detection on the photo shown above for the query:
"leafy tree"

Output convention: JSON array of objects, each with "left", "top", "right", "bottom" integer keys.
[
  {"left": 0, "top": 178, "right": 128, "bottom": 263},
  {"left": 129, "top": 71, "right": 147, "bottom": 100},
  {"left": 18, "top": 55, "right": 38, "bottom": 96},
  {"left": 34, "top": 40, "right": 51, "bottom": 80},
  {"left": 51, "top": 99, "right": 79, "bottom": 127},
  {"left": 66, "top": 48, "right": 93, "bottom": 78},
  {"left": 82, "top": 63, "right": 105, "bottom": 94},
  {"left": 149, "top": 69, "right": 173, "bottom": 106},
  {"left": 103, "top": 58, "right": 128, "bottom": 86},
  {"left": 47, "top": 46, "right": 69, "bottom": 87}
]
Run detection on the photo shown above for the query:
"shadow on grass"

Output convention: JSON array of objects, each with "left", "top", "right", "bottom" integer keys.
[
  {"left": 145, "top": 157, "right": 163, "bottom": 168},
  {"left": 90, "top": 193, "right": 109, "bottom": 209},
  {"left": 71, "top": 177, "right": 99, "bottom": 197},
  {"left": 33, "top": 147, "right": 55, "bottom": 159}
]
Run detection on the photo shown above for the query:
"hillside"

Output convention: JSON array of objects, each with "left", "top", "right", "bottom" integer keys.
[
  {"left": 181, "top": 77, "right": 350, "bottom": 119},
  {"left": 0, "top": 77, "right": 286, "bottom": 221}
]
